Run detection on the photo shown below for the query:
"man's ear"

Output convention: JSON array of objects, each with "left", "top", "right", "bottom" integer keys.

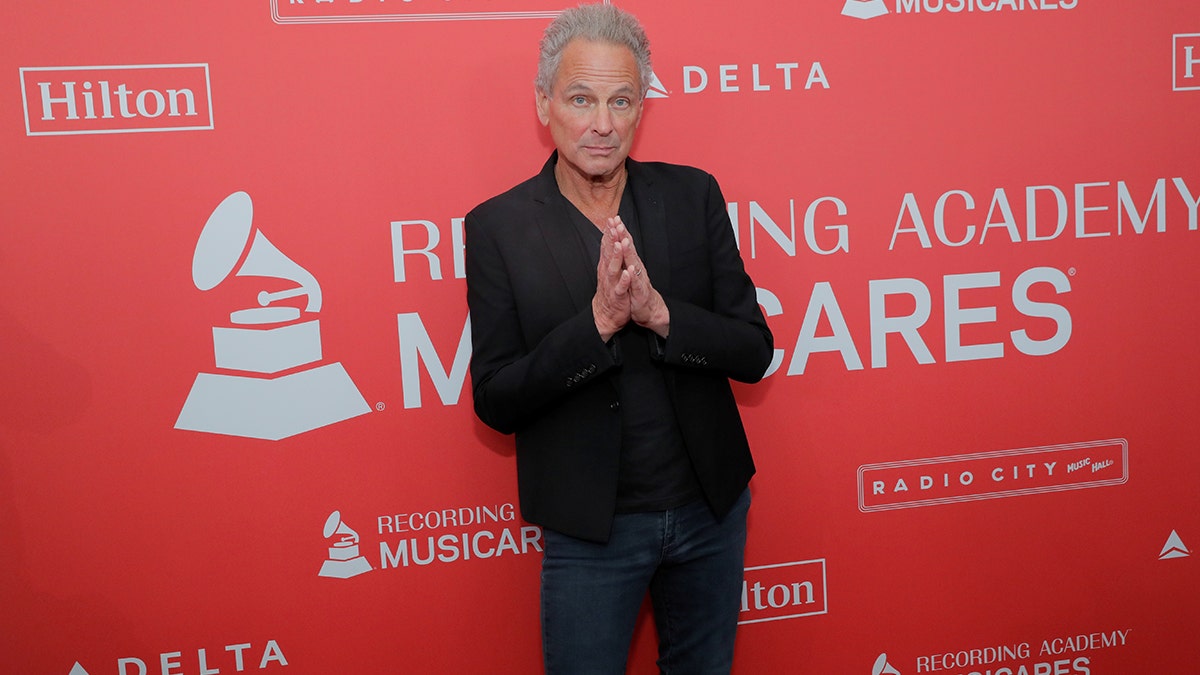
[{"left": 535, "top": 89, "right": 550, "bottom": 126}]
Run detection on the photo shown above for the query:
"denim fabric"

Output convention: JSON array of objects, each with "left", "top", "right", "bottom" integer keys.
[{"left": 540, "top": 489, "right": 750, "bottom": 674}]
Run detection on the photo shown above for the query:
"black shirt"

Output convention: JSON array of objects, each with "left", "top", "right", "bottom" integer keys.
[{"left": 559, "top": 184, "right": 702, "bottom": 512}]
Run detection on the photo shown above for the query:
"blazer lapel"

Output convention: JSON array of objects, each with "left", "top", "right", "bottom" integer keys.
[
  {"left": 531, "top": 154, "right": 596, "bottom": 312},
  {"left": 627, "top": 159, "right": 671, "bottom": 293},
  {"left": 530, "top": 155, "right": 672, "bottom": 311}
]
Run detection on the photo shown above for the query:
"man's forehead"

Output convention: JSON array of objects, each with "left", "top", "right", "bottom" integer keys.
[{"left": 553, "top": 39, "right": 641, "bottom": 91}]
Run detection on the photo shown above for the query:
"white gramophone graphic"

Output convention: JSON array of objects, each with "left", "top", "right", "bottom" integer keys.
[
  {"left": 842, "top": 0, "right": 888, "bottom": 20},
  {"left": 319, "top": 510, "right": 373, "bottom": 579},
  {"left": 872, "top": 653, "right": 901, "bottom": 675},
  {"left": 174, "top": 191, "right": 371, "bottom": 440}
]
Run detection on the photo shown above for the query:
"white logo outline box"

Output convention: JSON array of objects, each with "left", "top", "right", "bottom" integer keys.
[
  {"left": 1174, "top": 33, "right": 1200, "bottom": 91},
  {"left": 738, "top": 558, "right": 829, "bottom": 625},
  {"left": 19, "top": 63, "right": 214, "bottom": 137},
  {"left": 270, "top": 0, "right": 595, "bottom": 25},
  {"left": 857, "top": 438, "right": 1129, "bottom": 512}
]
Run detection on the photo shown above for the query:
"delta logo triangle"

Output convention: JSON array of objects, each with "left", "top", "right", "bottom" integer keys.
[
  {"left": 68, "top": 663, "right": 90, "bottom": 675},
  {"left": 646, "top": 71, "right": 669, "bottom": 99},
  {"left": 1159, "top": 530, "right": 1191, "bottom": 560}
]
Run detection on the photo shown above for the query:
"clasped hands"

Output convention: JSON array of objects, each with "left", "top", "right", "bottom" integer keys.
[{"left": 592, "top": 216, "right": 670, "bottom": 342}]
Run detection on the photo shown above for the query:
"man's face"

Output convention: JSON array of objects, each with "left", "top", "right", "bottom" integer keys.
[{"left": 536, "top": 39, "right": 644, "bottom": 183}]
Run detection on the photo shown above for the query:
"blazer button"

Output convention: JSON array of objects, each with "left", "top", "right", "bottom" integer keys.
[{"left": 609, "top": 401, "right": 620, "bottom": 410}]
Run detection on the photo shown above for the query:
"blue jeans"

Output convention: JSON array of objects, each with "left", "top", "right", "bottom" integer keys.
[{"left": 540, "top": 489, "right": 750, "bottom": 674}]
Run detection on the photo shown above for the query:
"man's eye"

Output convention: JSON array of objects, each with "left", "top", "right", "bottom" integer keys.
[
  {"left": 613, "top": 99, "right": 630, "bottom": 109},
  {"left": 572, "top": 96, "right": 588, "bottom": 105}
]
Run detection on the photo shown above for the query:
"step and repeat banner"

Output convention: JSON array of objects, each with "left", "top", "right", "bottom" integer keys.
[{"left": 2, "top": 1, "right": 1198, "bottom": 673}]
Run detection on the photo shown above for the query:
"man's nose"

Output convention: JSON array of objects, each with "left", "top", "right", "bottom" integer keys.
[{"left": 592, "top": 106, "right": 614, "bottom": 135}]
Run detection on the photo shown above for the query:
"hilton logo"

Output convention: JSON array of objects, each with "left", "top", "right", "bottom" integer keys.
[
  {"left": 1175, "top": 34, "right": 1200, "bottom": 91},
  {"left": 19, "top": 64, "right": 213, "bottom": 136},
  {"left": 738, "top": 559, "right": 828, "bottom": 625}
]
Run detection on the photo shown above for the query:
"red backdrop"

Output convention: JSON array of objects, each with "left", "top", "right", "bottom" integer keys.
[{"left": 2, "top": 1, "right": 1198, "bottom": 673}]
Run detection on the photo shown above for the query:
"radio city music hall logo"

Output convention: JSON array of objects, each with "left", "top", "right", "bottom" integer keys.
[
  {"left": 175, "top": 191, "right": 371, "bottom": 441},
  {"left": 19, "top": 64, "right": 213, "bottom": 136},
  {"left": 271, "top": 0, "right": 576, "bottom": 24},
  {"left": 858, "top": 439, "right": 1128, "bottom": 512}
]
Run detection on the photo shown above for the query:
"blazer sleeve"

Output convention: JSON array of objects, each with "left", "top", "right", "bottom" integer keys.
[{"left": 658, "top": 172, "right": 774, "bottom": 384}]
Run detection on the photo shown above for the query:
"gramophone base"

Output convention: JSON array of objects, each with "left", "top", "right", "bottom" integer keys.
[
  {"left": 318, "top": 556, "right": 373, "bottom": 579},
  {"left": 175, "top": 362, "right": 370, "bottom": 441}
]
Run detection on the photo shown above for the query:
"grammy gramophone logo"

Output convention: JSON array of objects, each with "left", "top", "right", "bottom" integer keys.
[
  {"left": 174, "top": 191, "right": 371, "bottom": 440},
  {"left": 319, "top": 510, "right": 373, "bottom": 579},
  {"left": 842, "top": 0, "right": 888, "bottom": 20},
  {"left": 872, "top": 653, "right": 901, "bottom": 675}
]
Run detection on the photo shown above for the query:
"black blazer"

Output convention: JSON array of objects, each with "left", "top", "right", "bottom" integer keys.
[{"left": 465, "top": 154, "right": 773, "bottom": 542}]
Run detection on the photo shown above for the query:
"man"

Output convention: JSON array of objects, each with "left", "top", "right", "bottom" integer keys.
[{"left": 464, "top": 4, "right": 773, "bottom": 673}]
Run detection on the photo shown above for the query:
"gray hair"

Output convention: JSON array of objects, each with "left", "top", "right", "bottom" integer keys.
[{"left": 535, "top": 3, "right": 652, "bottom": 97}]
